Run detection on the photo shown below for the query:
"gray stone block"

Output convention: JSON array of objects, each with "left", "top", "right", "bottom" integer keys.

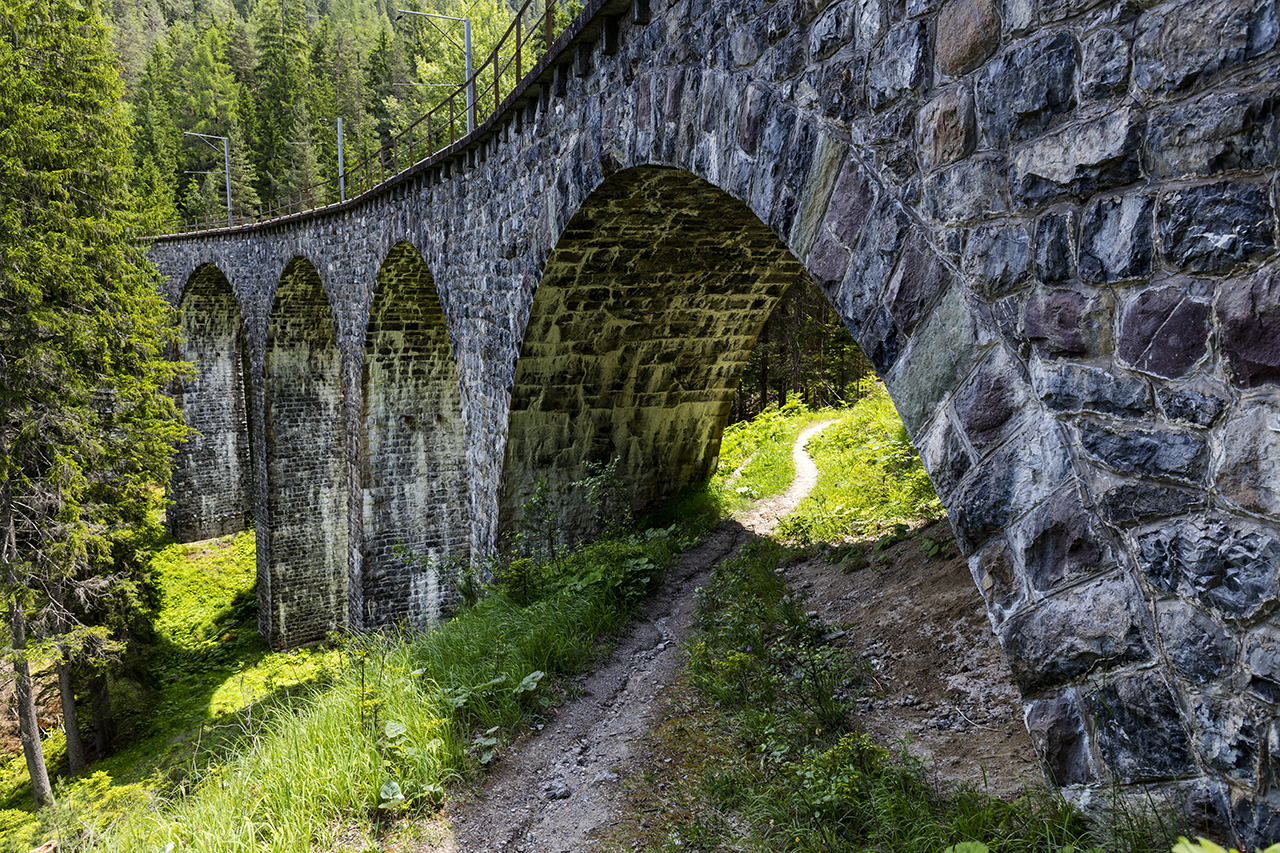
[
  {"left": 1079, "top": 420, "right": 1207, "bottom": 482},
  {"left": 1157, "top": 181, "right": 1275, "bottom": 273},
  {"left": 1137, "top": 515, "right": 1280, "bottom": 620},
  {"left": 1083, "top": 672, "right": 1194, "bottom": 782},
  {"left": 976, "top": 32, "right": 1077, "bottom": 146},
  {"left": 1080, "top": 194, "right": 1155, "bottom": 283}
]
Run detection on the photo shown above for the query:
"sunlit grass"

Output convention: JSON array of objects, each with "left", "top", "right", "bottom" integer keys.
[{"left": 713, "top": 400, "right": 839, "bottom": 508}]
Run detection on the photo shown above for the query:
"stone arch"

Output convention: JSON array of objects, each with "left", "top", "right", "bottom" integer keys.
[
  {"left": 264, "top": 256, "right": 348, "bottom": 648},
  {"left": 359, "top": 241, "right": 468, "bottom": 628},
  {"left": 170, "top": 263, "right": 253, "bottom": 542}
]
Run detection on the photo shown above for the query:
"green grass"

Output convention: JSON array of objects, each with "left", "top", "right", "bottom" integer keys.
[
  {"left": 713, "top": 400, "right": 838, "bottom": 508},
  {"left": 778, "top": 383, "right": 942, "bottom": 543},
  {"left": 21, "top": 523, "right": 695, "bottom": 853},
  {"left": 613, "top": 541, "right": 1180, "bottom": 853}
]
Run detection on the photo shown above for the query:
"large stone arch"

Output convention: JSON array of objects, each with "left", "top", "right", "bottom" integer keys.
[
  {"left": 358, "top": 241, "right": 468, "bottom": 627},
  {"left": 170, "top": 263, "right": 253, "bottom": 542},
  {"left": 263, "top": 256, "right": 349, "bottom": 648}
]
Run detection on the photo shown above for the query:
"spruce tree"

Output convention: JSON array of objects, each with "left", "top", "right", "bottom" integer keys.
[{"left": 0, "top": 0, "right": 187, "bottom": 803}]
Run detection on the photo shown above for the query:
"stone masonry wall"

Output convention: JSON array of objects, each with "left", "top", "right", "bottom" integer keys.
[
  {"left": 169, "top": 264, "right": 252, "bottom": 541},
  {"left": 361, "top": 242, "right": 469, "bottom": 627},
  {"left": 148, "top": 0, "right": 1280, "bottom": 837}
]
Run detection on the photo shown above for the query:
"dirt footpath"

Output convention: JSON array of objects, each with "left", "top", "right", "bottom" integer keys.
[{"left": 412, "top": 423, "right": 1039, "bottom": 851}]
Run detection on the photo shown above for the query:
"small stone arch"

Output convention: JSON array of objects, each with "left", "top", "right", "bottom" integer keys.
[
  {"left": 170, "top": 263, "right": 253, "bottom": 542},
  {"left": 358, "top": 241, "right": 468, "bottom": 628},
  {"left": 263, "top": 255, "right": 348, "bottom": 649}
]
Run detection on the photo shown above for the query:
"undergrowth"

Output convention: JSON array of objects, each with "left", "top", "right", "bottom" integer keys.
[
  {"left": 610, "top": 541, "right": 1180, "bottom": 853},
  {"left": 778, "top": 383, "right": 942, "bottom": 544}
]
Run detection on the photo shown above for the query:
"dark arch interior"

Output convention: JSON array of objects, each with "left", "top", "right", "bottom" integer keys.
[
  {"left": 171, "top": 263, "right": 252, "bottom": 542},
  {"left": 264, "top": 257, "right": 348, "bottom": 647},
  {"left": 360, "top": 241, "right": 467, "bottom": 628},
  {"left": 499, "top": 166, "right": 806, "bottom": 543}
]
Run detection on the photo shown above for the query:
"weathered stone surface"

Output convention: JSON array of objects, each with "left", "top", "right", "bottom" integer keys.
[
  {"left": 1158, "top": 600, "right": 1236, "bottom": 684},
  {"left": 1138, "top": 515, "right": 1280, "bottom": 620},
  {"left": 869, "top": 20, "right": 928, "bottom": 108},
  {"left": 1001, "top": 575, "right": 1150, "bottom": 694},
  {"left": 1038, "top": 362, "right": 1151, "bottom": 417},
  {"left": 1083, "top": 672, "right": 1195, "bottom": 782},
  {"left": 885, "top": 237, "right": 953, "bottom": 335},
  {"left": 1016, "top": 486, "right": 1115, "bottom": 591},
  {"left": 809, "top": 4, "right": 851, "bottom": 61},
  {"left": 1157, "top": 181, "right": 1275, "bottom": 273},
  {"left": 1025, "top": 695, "right": 1094, "bottom": 785},
  {"left": 976, "top": 32, "right": 1077, "bottom": 146},
  {"left": 1117, "top": 285, "right": 1211, "bottom": 378},
  {"left": 1023, "top": 286, "right": 1111, "bottom": 357},
  {"left": 1158, "top": 382, "right": 1229, "bottom": 427},
  {"left": 1012, "top": 108, "right": 1144, "bottom": 206},
  {"left": 1034, "top": 210, "right": 1077, "bottom": 283},
  {"left": 1133, "top": 0, "right": 1279, "bottom": 97},
  {"left": 919, "top": 415, "right": 974, "bottom": 500},
  {"left": 963, "top": 223, "right": 1032, "bottom": 299},
  {"left": 1193, "top": 695, "right": 1260, "bottom": 782},
  {"left": 1080, "top": 194, "right": 1155, "bottom": 283},
  {"left": 922, "top": 153, "right": 1009, "bottom": 224},
  {"left": 1147, "top": 91, "right": 1280, "bottom": 179},
  {"left": 1217, "top": 268, "right": 1280, "bottom": 388},
  {"left": 954, "top": 349, "right": 1029, "bottom": 455},
  {"left": 1246, "top": 627, "right": 1280, "bottom": 701},
  {"left": 1216, "top": 404, "right": 1280, "bottom": 517},
  {"left": 1097, "top": 481, "right": 1205, "bottom": 525},
  {"left": 1080, "top": 29, "right": 1130, "bottom": 99},
  {"left": 916, "top": 86, "right": 977, "bottom": 173},
  {"left": 972, "top": 538, "right": 1019, "bottom": 614},
  {"left": 935, "top": 0, "right": 1001, "bottom": 76},
  {"left": 886, "top": 284, "right": 979, "bottom": 432},
  {"left": 1080, "top": 420, "right": 1207, "bottom": 481}
]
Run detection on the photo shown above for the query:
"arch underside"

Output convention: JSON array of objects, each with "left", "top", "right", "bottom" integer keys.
[
  {"left": 171, "top": 263, "right": 252, "bottom": 542},
  {"left": 265, "top": 258, "right": 348, "bottom": 647},
  {"left": 361, "top": 242, "right": 467, "bottom": 628},
  {"left": 501, "top": 167, "right": 804, "bottom": 542}
]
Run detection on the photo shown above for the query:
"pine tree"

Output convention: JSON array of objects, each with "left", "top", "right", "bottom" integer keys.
[{"left": 0, "top": 0, "right": 187, "bottom": 803}]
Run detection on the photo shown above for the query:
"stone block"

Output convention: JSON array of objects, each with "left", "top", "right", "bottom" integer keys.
[
  {"left": 1138, "top": 515, "right": 1280, "bottom": 620},
  {"left": 935, "top": 0, "right": 1001, "bottom": 76},
  {"left": 1216, "top": 404, "right": 1280, "bottom": 518},
  {"left": 885, "top": 236, "right": 953, "bottom": 335},
  {"left": 1246, "top": 627, "right": 1280, "bottom": 701},
  {"left": 1158, "top": 601, "right": 1236, "bottom": 685},
  {"left": 1034, "top": 210, "right": 1077, "bottom": 283},
  {"left": 1025, "top": 694, "right": 1094, "bottom": 785},
  {"left": 916, "top": 86, "right": 977, "bottom": 173},
  {"left": 1157, "top": 181, "right": 1275, "bottom": 273},
  {"left": 809, "top": 3, "right": 851, "bottom": 61},
  {"left": 1097, "top": 481, "right": 1204, "bottom": 526},
  {"left": 971, "top": 537, "right": 1020, "bottom": 614},
  {"left": 1016, "top": 485, "right": 1115, "bottom": 592},
  {"left": 1012, "top": 108, "right": 1144, "bottom": 206},
  {"left": 1079, "top": 420, "right": 1207, "bottom": 482},
  {"left": 1147, "top": 91, "right": 1280, "bottom": 180},
  {"left": 1079, "top": 29, "right": 1130, "bottom": 100},
  {"left": 823, "top": 157, "right": 878, "bottom": 247},
  {"left": 886, "top": 284, "right": 979, "bottom": 433},
  {"left": 869, "top": 20, "right": 929, "bottom": 109},
  {"left": 962, "top": 223, "right": 1032, "bottom": 299},
  {"left": 921, "top": 153, "right": 1009, "bottom": 224},
  {"left": 1037, "top": 362, "right": 1151, "bottom": 418},
  {"left": 953, "top": 350, "right": 1027, "bottom": 455},
  {"left": 919, "top": 414, "right": 974, "bottom": 501},
  {"left": 976, "top": 32, "right": 1077, "bottom": 146},
  {"left": 1080, "top": 194, "right": 1155, "bottom": 283},
  {"left": 1022, "top": 286, "right": 1111, "bottom": 358},
  {"left": 861, "top": 304, "right": 902, "bottom": 375},
  {"left": 1082, "top": 672, "right": 1195, "bottom": 782},
  {"left": 792, "top": 135, "right": 848, "bottom": 260},
  {"left": 1158, "top": 382, "right": 1229, "bottom": 427},
  {"left": 855, "top": 0, "right": 886, "bottom": 47},
  {"left": 1133, "top": 0, "right": 1278, "bottom": 97},
  {"left": 1001, "top": 575, "right": 1150, "bottom": 694},
  {"left": 1217, "top": 268, "right": 1280, "bottom": 388},
  {"left": 736, "top": 84, "right": 772, "bottom": 155},
  {"left": 1117, "top": 285, "right": 1211, "bottom": 378}
]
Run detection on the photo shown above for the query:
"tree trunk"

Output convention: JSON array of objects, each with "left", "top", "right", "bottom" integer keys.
[
  {"left": 91, "top": 673, "right": 111, "bottom": 759},
  {"left": 57, "top": 654, "right": 86, "bottom": 774},
  {"left": 2, "top": 487, "right": 54, "bottom": 807}
]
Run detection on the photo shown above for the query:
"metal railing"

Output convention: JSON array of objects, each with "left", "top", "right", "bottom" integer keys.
[{"left": 162, "top": 0, "right": 570, "bottom": 236}]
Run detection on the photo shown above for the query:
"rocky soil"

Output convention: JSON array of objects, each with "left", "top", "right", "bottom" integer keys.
[{"left": 409, "top": 422, "right": 1040, "bottom": 851}]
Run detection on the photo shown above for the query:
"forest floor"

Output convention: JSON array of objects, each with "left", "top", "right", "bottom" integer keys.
[{"left": 402, "top": 422, "right": 1040, "bottom": 852}]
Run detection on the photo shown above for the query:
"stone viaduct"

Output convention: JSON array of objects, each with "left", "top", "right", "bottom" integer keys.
[{"left": 147, "top": 0, "right": 1280, "bottom": 839}]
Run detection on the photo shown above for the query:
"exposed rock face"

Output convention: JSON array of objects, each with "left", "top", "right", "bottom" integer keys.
[{"left": 148, "top": 0, "right": 1280, "bottom": 838}]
